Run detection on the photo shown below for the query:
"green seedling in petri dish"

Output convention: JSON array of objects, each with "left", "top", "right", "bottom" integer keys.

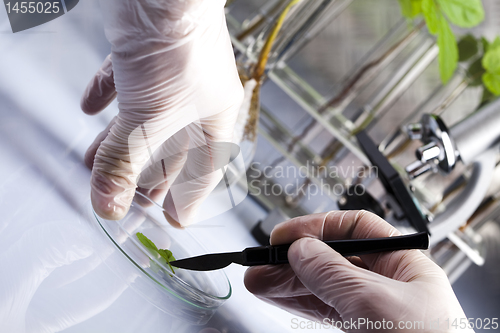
[
  {"left": 158, "top": 249, "right": 176, "bottom": 275},
  {"left": 136, "top": 232, "right": 176, "bottom": 274},
  {"left": 448, "top": 34, "right": 500, "bottom": 106}
]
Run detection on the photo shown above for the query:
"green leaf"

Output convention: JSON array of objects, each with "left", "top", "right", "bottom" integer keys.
[
  {"left": 422, "top": 0, "right": 439, "bottom": 34},
  {"left": 436, "top": 0, "right": 484, "bottom": 28},
  {"left": 482, "top": 47, "right": 500, "bottom": 73},
  {"left": 398, "top": 0, "right": 423, "bottom": 18},
  {"left": 483, "top": 72, "right": 500, "bottom": 95},
  {"left": 489, "top": 37, "right": 500, "bottom": 52},
  {"left": 437, "top": 15, "right": 459, "bottom": 84},
  {"left": 481, "top": 36, "right": 500, "bottom": 55},
  {"left": 477, "top": 36, "right": 500, "bottom": 100},
  {"left": 136, "top": 232, "right": 159, "bottom": 253},
  {"left": 457, "top": 34, "right": 478, "bottom": 61},
  {"left": 481, "top": 37, "right": 490, "bottom": 53},
  {"left": 467, "top": 57, "right": 486, "bottom": 86}
]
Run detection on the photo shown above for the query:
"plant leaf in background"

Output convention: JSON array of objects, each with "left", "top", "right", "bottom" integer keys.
[
  {"left": 483, "top": 73, "right": 500, "bottom": 96},
  {"left": 467, "top": 58, "right": 485, "bottom": 86},
  {"left": 421, "top": 0, "right": 439, "bottom": 34},
  {"left": 398, "top": 0, "right": 423, "bottom": 18},
  {"left": 492, "top": 38, "right": 500, "bottom": 50},
  {"left": 456, "top": 34, "right": 500, "bottom": 103},
  {"left": 436, "top": 0, "right": 484, "bottom": 28},
  {"left": 483, "top": 47, "right": 500, "bottom": 73},
  {"left": 399, "top": 0, "right": 485, "bottom": 84},
  {"left": 480, "top": 85, "right": 495, "bottom": 105},
  {"left": 482, "top": 46, "right": 500, "bottom": 95},
  {"left": 486, "top": 37, "right": 500, "bottom": 54},
  {"left": 403, "top": 0, "right": 495, "bottom": 104},
  {"left": 437, "top": 15, "right": 458, "bottom": 84},
  {"left": 457, "top": 34, "right": 479, "bottom": 61},
  {"left": 481, "top": 37, "right": 490, "bottom": 53}
]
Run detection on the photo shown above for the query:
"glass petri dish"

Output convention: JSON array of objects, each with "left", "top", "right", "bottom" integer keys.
[{"left": 87, "top": 199, "right": 231, "bottom": 325}]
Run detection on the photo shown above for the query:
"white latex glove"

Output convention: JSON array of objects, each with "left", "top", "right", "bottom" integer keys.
[
  {"left": 0, "top": 222, "right": 93, "bottom": 333},
  {"left": 245, "top": 210, "right": 474, "bottom": 332},
  {"left": 81, "top": 0, "right": 244, "bottom": 227}
]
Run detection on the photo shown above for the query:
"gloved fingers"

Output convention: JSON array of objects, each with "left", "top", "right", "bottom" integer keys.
[
  {"left": 346, "top": 256, "right": 369, "bottom": 269},
  {"left": 244, "top": 263, "right": 343, "bottom": 323},
  {"left": 244, "top": 257, "right": 367, "bottom": 301},
  {"left": 199, "top": 100, "right": 240, "bottom": 143},
  {"left": 161, "top": 145, "right": 225, "bottom": 227},
  {"left": 288, "top": 237, "right": 404, "bottom": 319},
  {"left": 88, "top": 0, "right": 242, "bottom": 223},
  {"left": 244, "top": 265, "right": 311, "bottom": 298},
  {"left": 366, "top": 247, "right": 446, "bottom": 283},
  {"left": 134, "top": 188, "right": 168, "bottom": 208},
  {"left": 81, "top": 54, "right": 117, "bottom": 115},
  {"left": 90, "top": 109, "right": 195, "bottom": 221},
  {"left": 90, "top": 134, "right": 140, "bottom": 221},
  {"left": 134, "top": 128, "right": 190, "bottom": 207},
  {"left": 91, "top": 114, "right": 237, "bottom": 222},
  {"left": 84, "top": 116, "right": 116, "bottom": 170},
  {"left": 162, "top": 120, "right": 236, "bottom": 227},
  {"left": 270, "top": 210, "right": 432, "bottom": 279}
]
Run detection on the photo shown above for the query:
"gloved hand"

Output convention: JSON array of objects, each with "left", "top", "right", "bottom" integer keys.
[
  {"left": 81, "top": 0, "right": 244, "bottom": 227},
  {"left": 245, "top": 210, "right": 474, "bottom": 332}
]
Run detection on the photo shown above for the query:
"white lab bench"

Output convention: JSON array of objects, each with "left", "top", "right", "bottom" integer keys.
[{"left": 0, "top": 2, "right": 341, "bottom": 332}]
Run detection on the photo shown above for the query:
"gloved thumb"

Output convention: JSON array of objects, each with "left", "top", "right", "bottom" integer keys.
[{"left": 288, "top": 237, "right": 394, "bottom": 320}]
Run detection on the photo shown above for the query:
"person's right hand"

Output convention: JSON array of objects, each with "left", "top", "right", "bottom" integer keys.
[
  {"left": 81, "top": 0, "right": 243, "bottom": 227},
  {"left": 245, "top": 210, "right": 474, "bottom": 332}
]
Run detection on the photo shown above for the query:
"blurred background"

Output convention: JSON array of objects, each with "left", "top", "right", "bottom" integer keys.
[{"left": 0, "top": 0, "right": 499, "bottom": 332}]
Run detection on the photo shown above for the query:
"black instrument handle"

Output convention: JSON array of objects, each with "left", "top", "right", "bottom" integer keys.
[{"left": 243, "top": 232, "right": 429, "bottom": 266}]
